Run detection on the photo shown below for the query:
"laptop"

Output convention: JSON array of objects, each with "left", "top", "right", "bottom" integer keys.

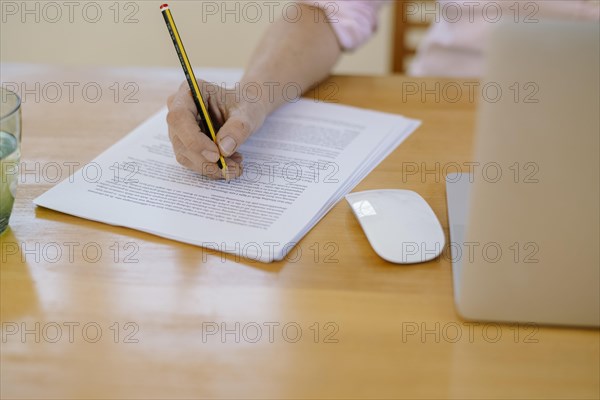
[{"left": 446, "top": 21, "right": 599, "bottom": 327}]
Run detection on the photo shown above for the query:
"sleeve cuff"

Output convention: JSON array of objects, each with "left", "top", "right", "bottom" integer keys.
[{"left": 298, "top": 0, "right": 385, "bottom": 51}]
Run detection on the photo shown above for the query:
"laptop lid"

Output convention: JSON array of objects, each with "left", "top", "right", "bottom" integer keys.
[{"left": 453, "top": 21, "right": 599, "bottom": 326}]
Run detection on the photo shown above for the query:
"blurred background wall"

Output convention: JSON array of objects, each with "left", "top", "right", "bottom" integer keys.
[{"left": 0, "top": 0, "right": 396, "bottom": 75}]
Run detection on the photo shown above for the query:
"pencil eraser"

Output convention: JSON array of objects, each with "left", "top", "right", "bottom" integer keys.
[{"left": 160, "top": 4, "right": 169, "bottom": 10}]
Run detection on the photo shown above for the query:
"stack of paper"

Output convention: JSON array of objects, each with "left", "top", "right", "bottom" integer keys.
[{"left": 35, "top": 98, "right": 420, "bottom": 262}]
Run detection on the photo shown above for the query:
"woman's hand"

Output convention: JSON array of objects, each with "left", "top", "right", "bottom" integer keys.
[{"left": 166, "top": 80, "right": 266, "bottom": 179}]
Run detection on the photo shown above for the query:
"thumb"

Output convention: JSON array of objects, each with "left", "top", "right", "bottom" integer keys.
[{"left": 216, "top": 113, "right": 254, "bottom": 157}]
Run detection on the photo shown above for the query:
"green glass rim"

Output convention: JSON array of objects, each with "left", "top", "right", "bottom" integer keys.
[{"left": 0, "top": 86, "right": 22, "bottom": 122}]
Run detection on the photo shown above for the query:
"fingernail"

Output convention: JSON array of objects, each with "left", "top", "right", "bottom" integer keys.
[
  {"left": 219, "top": 136, "right": 236, "bottom": 155},
  {"left": 202, "top": 150, "right": 219, "bottom": 163}
]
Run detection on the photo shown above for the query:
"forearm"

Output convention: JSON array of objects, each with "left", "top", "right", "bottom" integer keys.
[{"left": 240, "top": 3, "right": 342, "bottom": 116}]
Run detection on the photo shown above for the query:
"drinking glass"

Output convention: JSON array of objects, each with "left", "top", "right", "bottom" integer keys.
[{"left": 0, "top": 87, "right": 22, "bottom": 235}]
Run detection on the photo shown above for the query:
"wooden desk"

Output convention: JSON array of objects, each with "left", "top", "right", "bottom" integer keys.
[{"left": 1, "top": 64, "right": 598, "bottom": 399}]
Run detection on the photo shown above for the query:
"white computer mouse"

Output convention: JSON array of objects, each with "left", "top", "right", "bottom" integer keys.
[{"left": 345, "top": 189, "right": 445, "bottom": 264}]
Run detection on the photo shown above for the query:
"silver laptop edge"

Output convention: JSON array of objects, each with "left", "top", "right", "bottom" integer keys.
[{"left": 445, "top": 21, "right": 600, "bottom": 327}]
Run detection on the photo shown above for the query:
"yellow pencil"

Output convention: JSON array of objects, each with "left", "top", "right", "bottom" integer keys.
[{"left": 160, "top": 3, "right": 228, "bottom": 178}]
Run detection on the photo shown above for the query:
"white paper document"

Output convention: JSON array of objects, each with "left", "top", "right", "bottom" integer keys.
[{"left": 34, "top": 100, "right": 420, "bottom": 262}]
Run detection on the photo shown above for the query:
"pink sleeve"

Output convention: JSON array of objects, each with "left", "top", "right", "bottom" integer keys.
[
  {"left": 537, "top": 0, "right": 600, "bottom": 20},
  {"left": 298, "top": 1, "right": 387, "bottom": 51}
]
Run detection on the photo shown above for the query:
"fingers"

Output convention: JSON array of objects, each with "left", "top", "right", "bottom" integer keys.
[
  {"left": 198, "top": 80, "right": 227, "bottom": 128},
  {"left": 197, "top": 156, "right": 244, "bottom": 180},
  {"left": 167, "top": 86, "right": 219, "bottom": 162},
  {"left": 167, "top": 108, "right": 219, "bottom": 157},
  {"left": 216, "top": 112, "right": 254, "bottom": 157},
  {"left": 167, "top": 80, "right": 255, "bottom": 180},
  {"left": 188, "top": 155, "right": 244, "bottom": 180},
  {"left": 172, "top": 133, "right": 244, "bottom": 179},
  {"left": 181, "top": 157, "right": 243, "bottom": 180}
]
